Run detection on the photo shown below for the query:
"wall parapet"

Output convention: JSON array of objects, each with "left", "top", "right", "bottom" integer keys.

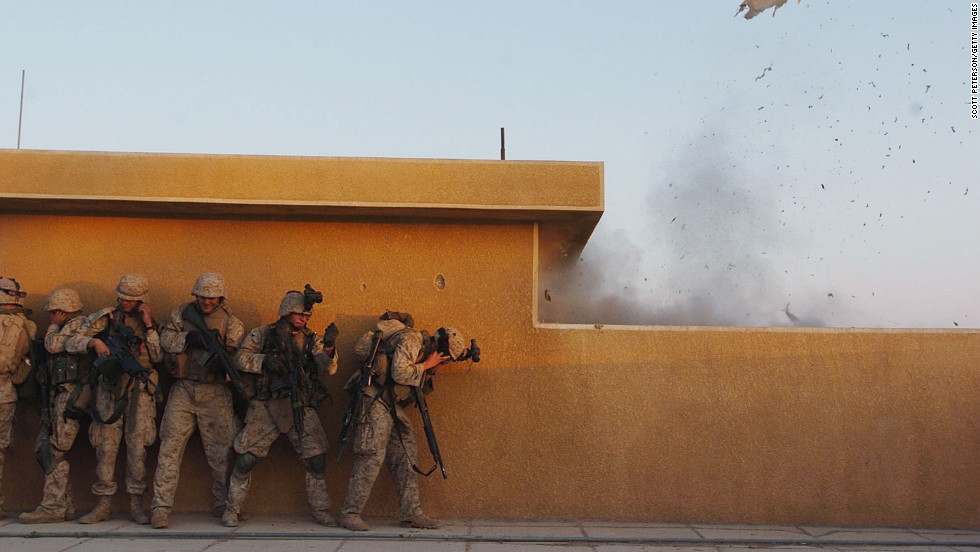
[{"left": 0, "top": 149, "right": 603, "bottom": 225}]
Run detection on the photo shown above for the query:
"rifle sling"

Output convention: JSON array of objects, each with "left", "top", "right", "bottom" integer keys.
[
  {"left": 89, "top": 374, "right": 139, "bottom": 425},
  {"left": 62, "top": 383, "right": 87, "bottom": 421},
  {"left": 382, "top": 379, "right": 437, "bottom": 477}
]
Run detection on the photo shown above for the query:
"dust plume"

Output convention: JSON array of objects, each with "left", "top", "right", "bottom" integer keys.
[{"left": 540, "top": 132, "right": 824, "bottom": 327}]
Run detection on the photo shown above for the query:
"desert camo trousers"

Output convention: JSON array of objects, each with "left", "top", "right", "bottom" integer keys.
[
  {"left": 33, "top": 387, "right": 80, "bottom": 516},
  {"left": 151, "top": 379, "right": 239, "bottom": 512},
  {"left": 225, "top": 399, "right": 331, "bottom": 516},
  {"left": 88, "top": 381, "right": 157, "bottom": 497},
  {"left": 0, "top": 401, "right": 14, "bottom": 511},
  {"left": 340, "top": 396, "right": 422, "bottom": 520}
]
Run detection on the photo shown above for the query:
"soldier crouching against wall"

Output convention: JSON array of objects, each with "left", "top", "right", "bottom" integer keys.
[
  {"left": 338, "top": 312, "right": 470, "bottom": 532},
  {"left": 150, "top": 273, "right": 245, "bottom": 529},
  {"left": 0, "top": 277, "right": 37, "bottom": 520},
  {"left": 221, "top": 286, "right": 339, "bottom": 527},
  {"left": 67, "top": 274, "right": 162, "bottom": 524},
  {"left": 20, "top": 289, "right": 89, "bottom": 523}
]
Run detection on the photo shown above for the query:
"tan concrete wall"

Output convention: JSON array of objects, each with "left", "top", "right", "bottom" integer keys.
[{"left": 1, "top": 150, "right": 977, "bottom": 529}]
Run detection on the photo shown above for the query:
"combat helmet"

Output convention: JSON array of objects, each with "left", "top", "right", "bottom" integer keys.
[
  {"left": 45, "top": 288, "right": 82, "bottom": 313},
  {"left": 0, "top": 277, "right": 27, "bottom": 306},
  {"left": 437, "top": 326, "right": 467, "bottom": 360},
  {"left": 116, "top": 273, "right": 149, "bottom": 302},
  {"left": 192, "top": 272, "right": 227, "bottom": 298},
  {"left": 278, "top": 291, "right": 312, "bottom": 317}
]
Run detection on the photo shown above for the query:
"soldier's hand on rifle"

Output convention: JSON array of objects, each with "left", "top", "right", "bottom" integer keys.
[
  {"left": 185, "top": 331, "right": 205, "bottom": 349},
  {"left": 90, "top": 338, "right": 111, "bottom": 357},
  {"left": 422, "top": 350, "right": 450, "bottom": 371}
]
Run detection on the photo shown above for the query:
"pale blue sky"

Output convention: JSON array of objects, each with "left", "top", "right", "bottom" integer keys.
[{"left": 2, "top": 1, "right": 977, "bottom": 328}]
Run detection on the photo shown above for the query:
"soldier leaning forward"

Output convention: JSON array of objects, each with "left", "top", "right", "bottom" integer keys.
[
  {"left": 66, "top": 274, "right": 162, "bottom": 525},
  {"left": 19, "top": 289, "right": 92, "bottom": 524},
  {"left": 222, "top": 288, "right": 338, "bottom": 528},
  {"left": 0, "top": 277, "right": 37, "bottom": 520},
  {"left": 150, "top": 272, "right": 245, "bottom": 529},
  {"left": 338, "top": 313, "right": 468, "bottom": 532}
]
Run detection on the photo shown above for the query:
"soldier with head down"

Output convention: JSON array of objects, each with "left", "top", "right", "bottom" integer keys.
[
  {"left": 67, "top": 274, "right": 162, "bottom": 525},
  {"left": 338, "top": 312, "right": 469, "bottom": 532},
  {"left": 221, "top": 287, "right": 338, "bottom": 528},
  {"left": 20, "top": 289, "right": 89, "bottom": 524},
  {"left": 150, "top": 273, "right": 245, "bottom": 529},
  {"left": 0, "top": 277, "right": 37, "bottom": 520}
]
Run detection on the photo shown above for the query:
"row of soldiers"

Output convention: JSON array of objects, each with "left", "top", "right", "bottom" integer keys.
[{"left": 0, "top": 273, "right": 475, "bottom": 531}]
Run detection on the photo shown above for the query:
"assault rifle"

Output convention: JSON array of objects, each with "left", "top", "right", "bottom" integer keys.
[
  {"left": 32, "top": 337, "right": 56, "bottom": 474},
  {"left": 414, "top": 337, "right": 481, "bottom": 479},
  {"left": 97, "top": 322, "right": 151, "bottom": 383},
  {"left": 413, "top": 376, "right": 446, "bottom": 478},
  {"left": 335, "top": 330, "right": 383, "bottom": 464},
  {"left": 269, "top": 322, "right": 308, "bottom": 443},
  {"left": 31, "top": 337, "right": 50, "bottom": 425},
  {"left": 181, "top": 304, "right": 251, "bottom": 412},
  {"left": 89, "top": 321, "right": 155, "bottom": 425}
]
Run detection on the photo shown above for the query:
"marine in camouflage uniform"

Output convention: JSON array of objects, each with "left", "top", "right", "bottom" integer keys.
[
  {"left": 19, "top": 289, "right": 89, "bottom": 524},
  {"left": 150, "top": 273, "right": 245, "bottom": 529},
  {"left": 221, "top": 288, "right": 338, "bottom": 528},
  {"left": 67, "top": 274, "right": 162, "bottom": 525},
  {"left": 338, "top": 314, "right": 467, "bottom": 532},
  {"left": 0, "top": 277, "right": 37, "bottom": 520}
]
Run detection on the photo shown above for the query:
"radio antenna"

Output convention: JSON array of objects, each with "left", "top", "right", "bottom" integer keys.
[{"left": 17, "top": 70, "right": 25, "bottom": 149}]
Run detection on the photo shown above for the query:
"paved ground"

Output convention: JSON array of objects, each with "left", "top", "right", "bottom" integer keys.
[{"left": 2, "top": 512, "right": 979, "bottom": 551}]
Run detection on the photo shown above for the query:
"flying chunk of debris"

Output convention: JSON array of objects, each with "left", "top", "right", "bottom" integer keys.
[
  {"left": 735, "top": 0, "right": 800, "bottom": 19},
  {"left": 783, "top": 303, "right": 799, "bottom": 323},
  {"left": 756, "top": 65, "right": 772, "bottom": 80}
]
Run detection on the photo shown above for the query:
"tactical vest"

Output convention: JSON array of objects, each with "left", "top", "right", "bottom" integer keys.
[
  {"left": 113, "top": 309, "right": 151, "bottom": 367},
  {"left": 254, "top": 320, "right": 318, "bottom": 403},
  {"left": 172, "top": 303, "right": 232, "bottom": 382},
  {"left": 91, "top": 309, "right": 151, "bottom": 389}
]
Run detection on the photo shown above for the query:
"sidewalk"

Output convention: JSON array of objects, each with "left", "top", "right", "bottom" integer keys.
[{"left": 2, "top": 512, "right": 979, "bottom": 551}]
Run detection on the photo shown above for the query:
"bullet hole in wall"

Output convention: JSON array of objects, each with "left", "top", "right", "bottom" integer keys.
[{"left": 434, "top": 273, "right": 446, "bottom": 291}]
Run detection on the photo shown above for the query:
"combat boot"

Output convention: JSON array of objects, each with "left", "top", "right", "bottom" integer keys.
[
  {"left": 150, "top": 507, "right": 169, "bottom": 529},
  {"left": 312, "top": 510, "right": 338, "bottom": 527},
  {"left": 129, "top": 494, "right": 149, "bottom": 525},
  {"left": 221, "top": 509, "right": 239, "bottom": 527},
  {"left": 339, "top": 513, "right": 370, "bottom": 531},
  {"left": 78, "top": 496, "right": 112, "bottom": 524},
  {"left": 19, "top": 507, "right": 64, "bottom": 524},
  {"left": 399, "top": 514, "right": 441, "bottom": 529}
]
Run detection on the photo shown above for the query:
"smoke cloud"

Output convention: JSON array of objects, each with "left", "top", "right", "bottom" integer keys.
[{"left": 540, "top": 131, "right": 827, "bottom": 327}]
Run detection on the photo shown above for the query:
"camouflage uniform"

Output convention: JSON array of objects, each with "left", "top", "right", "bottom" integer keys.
[
  {"left": 222, "top": 290, "right": 338, "bottom": 527},
  {"left": 0, "top": 278, "right": 37, "bottom": 519},
  {"left": 19, "top": 289, "right": 88, "bottom": 524},
  {"left": 339, "top": 318, "right": 466, "bottom": 531},
  {"left": 67, "top": 274, "right": 162, "bottom": 524},
  {"left": 340, "top": 321, "right": 426, "bottom": 526},
  {"left": 151, "top": 273, "right": 245, "bottom": 528}
]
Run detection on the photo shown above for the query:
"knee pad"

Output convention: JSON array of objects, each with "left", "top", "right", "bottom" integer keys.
[
  {"left": 304, "top": 453, "right": 326, "bottom": 478},
  {"left": 234, "top": 452, "right": 259, "bottom": 476}
]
